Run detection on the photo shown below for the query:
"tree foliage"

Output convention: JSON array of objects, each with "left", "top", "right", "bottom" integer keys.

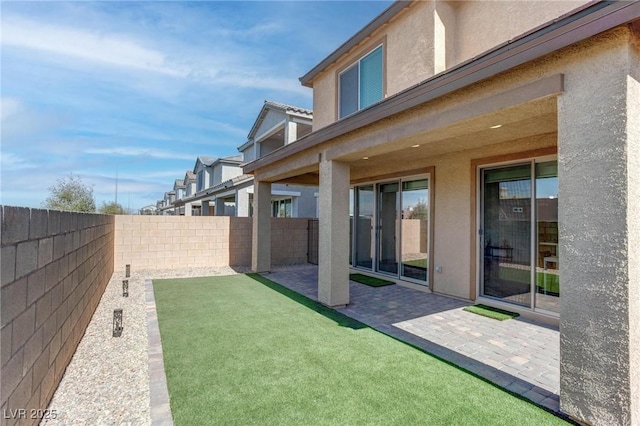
[
  {"left": 406, "top": 199, "right": 428, "bottom": 220},
  {"left": 98, "top": 201, "right": 126, "bottom": 215},
  {"left": 43, "top": 174, "right": 96, "bottom": 212}
]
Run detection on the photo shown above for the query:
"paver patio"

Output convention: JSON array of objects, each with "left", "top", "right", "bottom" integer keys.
[{"left": 265, "top": 264, "right": 560, "bottom": 412}]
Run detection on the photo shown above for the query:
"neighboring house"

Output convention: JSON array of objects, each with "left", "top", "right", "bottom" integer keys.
[
  {"left": 174, "top": 100, "right": 318, "bottom": 218},
  {"left": 180, "top": 155, "right": 244, "bottom": 216},
  {"left": 139, "top": 205, "right": 157, "bottom": 215},
  {"left": 243, "top": 1, "right": 640, "bottom": 425},
  {"left": 172, "top": 178, "right": 186, "bottom": 215},
  {"left": 175, "top": 170, "right": 200, "bottom": 216},
  {"left": 184, "top": 170, "right": 196, "bottom": 197},
  {"left": 158, "top": 191, "right": 176, "bottom": 215},
  {"left": 221, "top": 100, "right": 317, "bottom": 218}
]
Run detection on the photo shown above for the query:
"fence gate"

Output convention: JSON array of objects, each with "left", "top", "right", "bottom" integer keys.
[{"left": 307, "top": 219, "right": 319, "bottom": 264}]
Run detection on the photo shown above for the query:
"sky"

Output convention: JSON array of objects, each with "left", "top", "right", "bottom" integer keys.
[{"left": 1, "top": 0, "right": 393, "bottom": 211}]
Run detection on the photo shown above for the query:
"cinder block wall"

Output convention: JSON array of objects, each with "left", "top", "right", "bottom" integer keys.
[
  {"left": 114, "top": 216, "right": 310, "bottom": 271},
  {"left": 0, "top": 207, "right": 114, "bottom": 426},
  {"left": 271, "top": 218, "right": 309, "bottom": 265}
]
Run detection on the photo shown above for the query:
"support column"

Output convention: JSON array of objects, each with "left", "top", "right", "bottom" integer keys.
[
  {"left": 201, "top": 200, "right": 210, "bottom": 216},
  {"left": 214, "top": 198, "right": 225, "bottom": 216},
  {"left": 236, "top": 188, "right": 250, "bottom": 217},
  {"left": 318, "top": 158, "right": 350, "bottom": 307},
  {"left": 558, "top": 30, "right": 639, "bottom": 425},
  {"left": 251, "top": 180, "right": 271, "bottom": 272},
  {"left": 285, "top": 120, "right": 298, "bottom": 144},
  {"left": 184, "top": 202, "right": 192, "bottom": 216}
]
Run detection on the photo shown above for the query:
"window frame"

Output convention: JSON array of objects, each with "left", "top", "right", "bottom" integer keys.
[{"left": 336, "top": 39, "right": 386, "bottom": 120}]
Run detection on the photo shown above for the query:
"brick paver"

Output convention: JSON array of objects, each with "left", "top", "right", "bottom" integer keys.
[{"left": 265, "top": 265, "right": 560, "bottom": 412}]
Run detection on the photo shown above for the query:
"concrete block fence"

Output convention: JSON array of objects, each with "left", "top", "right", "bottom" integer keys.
[
  {"left": 1, "top": 210, "right": 310, "bottom": 424},
  {"left": 0, "top": 207, "right": 115, "bottom": 426},
  {"left": 114, "top": 216, "right": 310, "bottom": 271}
]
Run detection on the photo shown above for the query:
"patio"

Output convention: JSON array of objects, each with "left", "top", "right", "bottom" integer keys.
[{"left": 266, "top": 264, "right": 560, "bottom": 412}]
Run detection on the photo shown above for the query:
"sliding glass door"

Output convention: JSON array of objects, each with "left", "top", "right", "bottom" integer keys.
[
  {"left": 481, "top": 164, "right": 532, "bottom": 307},
  {"left": 480, "top": 160, "right": 559, "bottom": 313},
  {"left": 377, "top": 183, "right": 399, "bottom": 274},
  {"left": 401, "top": 179, "right": 429, "bottom": 281},
  {"left": 351, "top": 176, "right": 430, "bottom": 285},
  {"left": 534, "top": 161, "right": 559, "bottom": 313},
  {"left": 355, "top": 185, "right": 374, "bottom": 269}
]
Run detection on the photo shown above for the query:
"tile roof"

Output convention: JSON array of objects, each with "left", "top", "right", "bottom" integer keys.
[{"left": 263, "top": 100, "right": 312, "bottom": 117}]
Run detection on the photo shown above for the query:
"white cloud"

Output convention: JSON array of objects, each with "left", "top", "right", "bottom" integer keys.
[
  {"left": 214, "top": 74, "right": 312, "bottom": 98},
  {"left": 84, "top": 147, "right": 196, "bottom": 161},
  {"left": 1, "top": 98, "right": 23, "bottom": 122},
  {"left": 0, "top": 152, "right": 38, "bottom": 171},
  {"left": 139, "top": 170, "right": 194, "bottom": 179},
  {"left": 2, "top": 17, "right": 188, "bottom": 77}
]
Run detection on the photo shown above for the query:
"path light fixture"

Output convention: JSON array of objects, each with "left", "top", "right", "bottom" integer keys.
[
  {"left": 125, "top": 264, "right": 131, "bottom": 278},
  {"left": 113, "top": 309, "right": 123, "bottom": 337},
  {"left": 122, "top": 280, "right": 129, "bottom": 297}
]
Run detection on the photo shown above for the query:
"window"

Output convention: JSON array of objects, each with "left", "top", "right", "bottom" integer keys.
[
  {"left": 271, "top": 198, "right": 292, "bottom": 218},
  {"left": 197, "top": 170, "right": 205, "bottom": 191},
  {"left": 339, "top": 45, "right": 383, "bottom": 119}
]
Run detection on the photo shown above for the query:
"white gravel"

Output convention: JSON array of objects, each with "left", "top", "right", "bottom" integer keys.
[{"left": 41, "top": 266, "right": 251, "bottom": 426}]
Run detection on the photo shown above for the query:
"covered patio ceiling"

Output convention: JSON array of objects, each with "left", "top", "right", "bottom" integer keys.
[{"left": 268, "top": 92, "right": 558, "bottom": 186}]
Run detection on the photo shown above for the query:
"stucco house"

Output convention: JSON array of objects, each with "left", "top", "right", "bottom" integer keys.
[
  {"left": 244, "top": 1, "right": 640, "bottom": 424},
  {"left": 179, "top": 155, "right": 244, "bottom": 216},
  {"left": 158, "top": 190, "right": 176, "bottom": 215},
  {"left": 175, "top": 101, "right": 319, "bottom": 218},
  {"left": 228, "top": 100, "right": 318, "bottom": 218}
]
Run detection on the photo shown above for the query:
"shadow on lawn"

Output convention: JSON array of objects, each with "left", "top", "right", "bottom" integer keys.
[{"left": 246, "top": 273, "right": 368, "bottom": 330}]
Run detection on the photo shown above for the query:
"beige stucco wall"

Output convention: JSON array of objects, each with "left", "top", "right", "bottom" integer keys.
[
  {"left": 311, "top": 1, "right": 435, "bottom": 130},
  {"left": 556, "top": 27, "right": 640, "bottom": 425},
  {"left": 309, "top": 0, "right": 588, "bottom": 131},
  {"left": 453, "top": 1, "right": 587, "bottom": 66}
]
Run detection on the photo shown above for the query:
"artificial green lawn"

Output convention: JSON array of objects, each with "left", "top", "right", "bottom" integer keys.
[
  {"left": 463, "top": 304, "right": 520, "bottom": 321},
  {"left": 349, "top": 273, "right": 394, "bottom": 287},
  {"left": 153, "top": 274, "right": 568, "bottom": 426}
]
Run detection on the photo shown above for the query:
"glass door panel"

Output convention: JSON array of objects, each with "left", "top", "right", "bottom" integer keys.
[
  {"left": 355, "top": 185, "right": 374, "bottom": 269},
  {"left": 377, "top": 182, "right": 398, "bottom": 274},
  {"left": 401, "top": 179, "right": 429, "bottom": 282},
  {"left": 482, "top": 165, "right": 532, "bottom": 307},
  {"left": 349, "top": 188, "right": 354, "bottom": 265},
  {"left": 535, "top": 161, "right": 559, "bottom": 312}
]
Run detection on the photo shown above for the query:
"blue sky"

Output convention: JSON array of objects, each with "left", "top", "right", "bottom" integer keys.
[{"left": 1, "top": 1, "right": 392, "bottom": 210}]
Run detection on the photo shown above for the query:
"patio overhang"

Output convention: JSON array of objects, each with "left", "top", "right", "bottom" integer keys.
[{"left": 249, "top": 73, "right": 562, "bottom": 186}]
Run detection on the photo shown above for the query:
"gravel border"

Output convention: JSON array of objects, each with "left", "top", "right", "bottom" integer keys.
[{"left": 41, "top": 266, "right": 251, "bottom": 426}]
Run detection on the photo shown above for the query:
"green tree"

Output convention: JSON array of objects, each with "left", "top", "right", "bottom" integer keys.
[
  {"left": 407, "top": 199, "right": 428, "bottom": 220},
  {"left": 98, "top": 201, "right": 126, "bottom": 215},
  {"left": 43, "top": 174, "right": 96, "bottom": 212}
]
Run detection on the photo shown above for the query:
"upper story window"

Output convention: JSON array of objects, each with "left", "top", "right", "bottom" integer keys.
[
  {"left": 197, "top": 170, "right": 205, "bottom": 191},
  {"left": 339, "top": 45, "right": 383, "bottom": 119}
]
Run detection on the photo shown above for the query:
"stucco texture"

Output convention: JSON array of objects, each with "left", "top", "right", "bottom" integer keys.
[{"left": 557, "top": 28, "right": 640, "bottom": 425}]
